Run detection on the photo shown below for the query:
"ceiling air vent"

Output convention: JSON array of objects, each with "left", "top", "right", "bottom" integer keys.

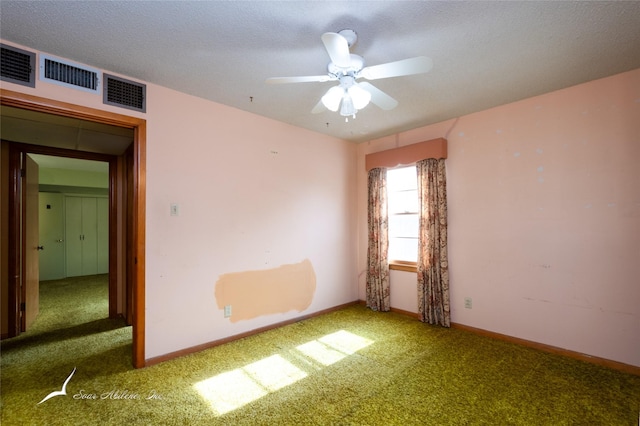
[
  {"left": 1, "top": 44, "right": 36, "bottom": 88},
  {"left": 39, "top": 54, "right": 100, "bottom": 94},
  {"left": 103, "top": 74, "right": 146, "bottom": 113}
]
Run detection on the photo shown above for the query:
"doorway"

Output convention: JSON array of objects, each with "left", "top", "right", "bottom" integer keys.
[
  {"left": 0, "top": 89, "right": 146, "bottom": 368},
  {"left": 36, "top": 155, "right": 111, "bottom": 327}
]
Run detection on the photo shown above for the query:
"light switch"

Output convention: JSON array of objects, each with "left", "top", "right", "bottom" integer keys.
[{"left": 170, "top": 203, "right": 179, "bottom": 216}]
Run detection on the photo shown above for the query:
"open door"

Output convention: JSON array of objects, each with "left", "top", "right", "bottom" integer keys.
[
  {"left": 22, "top": 154, "right": 39, "bottom": 331},
  {"left": 2, "top": 89, "right": 146, "bottom": 368}
]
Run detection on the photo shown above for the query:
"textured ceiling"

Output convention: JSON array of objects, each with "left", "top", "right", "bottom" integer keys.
[{"left": 1, "top": 1, "right": 640, "bottom": 143}]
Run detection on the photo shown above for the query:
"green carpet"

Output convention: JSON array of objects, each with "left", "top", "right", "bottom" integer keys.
[{"left": 2, "top": 275, "right": 639, "bottom": 425}]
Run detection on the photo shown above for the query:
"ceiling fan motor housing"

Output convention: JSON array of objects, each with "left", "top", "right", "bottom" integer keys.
[
  {"left": 328, "top": 54, "right": 365, "bottom": 77},
  {"left": 338, "top": 29, "right": 358, "bottom": 47}
]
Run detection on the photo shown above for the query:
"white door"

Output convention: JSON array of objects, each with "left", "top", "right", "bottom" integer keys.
[
  {"left": 65, "top": 196, "right": 107, "bottom": 277},
  {"left": 81, "top": 197, "right": 98, "bottom": 274},
  {"left": 39, "top": 192, "right": 65, "bottom": 280},
  {"left": 97, "top": 197, "right": 109, "bottom": 274},
  {"left": 65, "top": 196, "right": 83, "bottom": 277}
]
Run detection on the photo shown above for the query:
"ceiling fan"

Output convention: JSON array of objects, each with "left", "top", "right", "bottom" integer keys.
[{"left": 266, "top": 29, "right": 433, "bottom": 121}]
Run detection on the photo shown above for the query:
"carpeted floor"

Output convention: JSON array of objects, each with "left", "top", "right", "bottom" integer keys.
[{"left": 1, "top": 275, "right": 639, "bottom": 425}]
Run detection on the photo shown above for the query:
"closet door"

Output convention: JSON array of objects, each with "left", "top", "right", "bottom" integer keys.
[
  {"left": 65, "top": 197, "right": 83, "bottom": 277},
  {"left": 65, "top": 196, "right": 106, "bottom": 277},
  {"left": 81, "top": 197, "right": 98, "bottom": 275},
  {"left": 96, "top": 197, "right": 109, "bottom": 274}
]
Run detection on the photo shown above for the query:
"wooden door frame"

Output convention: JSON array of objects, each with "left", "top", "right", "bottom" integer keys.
[
  {"left": 11, "top": 143, "right": 116, "bottom": 317},
  {"left": 21, "top": 153, "right": 40, "bottom": 331},
  {"left": 1, "top": 89, "right": 146, "bottom": 368}
]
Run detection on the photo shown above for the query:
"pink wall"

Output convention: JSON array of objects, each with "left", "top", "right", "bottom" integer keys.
[
  {"left": 1, "top": 41, "right": 358, "bottom": 359},
  {"left": 357, "top": 68, "right": 640, "bottom": 367},
  {"left": 144, "top": 84, "right": 357, "bottom": 357}
]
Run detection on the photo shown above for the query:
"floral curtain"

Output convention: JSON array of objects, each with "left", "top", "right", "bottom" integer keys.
[
  {"left": 366, "top": 167, "right": 390, "bottom": 312},
  {"left": 417, "top": 158, "right": 450, "bottom": 327}
]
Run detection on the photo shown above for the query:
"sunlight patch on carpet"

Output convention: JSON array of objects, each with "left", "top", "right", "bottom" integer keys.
[
  {"left": 297, "top": 330, "right": 374, "bottom": 366},
  {"left": 194, "top": 354, "right": 306, "bottom": 415},
  {"left": 194, "top": 330, "right": 374, "bottom": 415},
  {"left": 195, "top": 368, "right": 268, "bottom": 415}
]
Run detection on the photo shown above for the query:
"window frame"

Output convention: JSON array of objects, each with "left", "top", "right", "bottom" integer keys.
[
  {"left": 386, "top": 165, "right": 418, "bottom": 272},
  {"left": 389, "top": 260, "right": 417, "bottom": 272}
]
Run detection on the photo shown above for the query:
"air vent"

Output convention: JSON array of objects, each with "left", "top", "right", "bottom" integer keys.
[
  {"left": 39, "top": 54, "right": 100, "bottom": 93},
  {"left": 103, "top": 74, "right": 146, "bottom": 113},
  {"left": 1, "top": 44, "right": 36, "bottom": 87}
]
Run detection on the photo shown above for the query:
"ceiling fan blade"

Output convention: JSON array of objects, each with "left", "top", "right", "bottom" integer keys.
[
  {"left": 311, "top": 100, "right": 326, "bottom": 114},
  {"left": 321, "top": 32, "right": 351, "bottom": 68},
  {"left": 360, "top": 56, "right": 433, "bottom": 80},
  {"left": 266, "top": 75, "right": 331, "bottom": 84},
  {"left": 358, "top": 82, "right": 398, "bottom": 110}
]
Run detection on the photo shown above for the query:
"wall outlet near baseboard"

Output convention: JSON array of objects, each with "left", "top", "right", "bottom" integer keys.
[
  {"left": 224, "top": 305, "right": 232, "bottom": 318},
  {"left": 464, "top": 297, "right": 473, "bottom": 309}
]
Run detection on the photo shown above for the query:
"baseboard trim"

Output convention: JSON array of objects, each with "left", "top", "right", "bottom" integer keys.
[
  {"left": 358, "top": 299, "right": 639, "bottom": 376},
  {"left": 357, "top": 300, "right": 420, "bottom": 319},
  {"left": 451, "top": 322, "right": 640, "bottom": 376},
  {"left": 390, "top": 307, "right": 420, "bottom": 319},
  {"left": 145, "top": 301, "right": 359, "bottom": 367}
]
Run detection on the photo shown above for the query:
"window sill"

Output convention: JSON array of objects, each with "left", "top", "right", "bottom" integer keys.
[{"left": 389, "top": 261, "right": 417, "bottom": 273}]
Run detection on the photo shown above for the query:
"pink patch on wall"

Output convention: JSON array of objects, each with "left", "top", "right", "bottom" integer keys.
[{"left": 215, "top": 259, "right": 316, "bottom": 323}]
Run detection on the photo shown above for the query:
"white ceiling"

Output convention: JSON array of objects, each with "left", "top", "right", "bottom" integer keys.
[
  {"left": 28, "top": 154, "right": 108, "bottom": 173},
  {"left": 1, "top": 1, "right": 640, "bottom": 143}
]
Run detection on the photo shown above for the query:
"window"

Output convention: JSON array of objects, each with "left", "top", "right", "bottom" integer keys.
[{"left": 387, "top": 166, "right": 418, "bottom": 267}]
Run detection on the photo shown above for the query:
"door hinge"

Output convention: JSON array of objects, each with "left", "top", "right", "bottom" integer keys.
[
  {"left": 20, "top": 168, "right": 26, "bottom": 177},
  {"left": 20, "top": 302, "right": 26, "bottom": 312}
]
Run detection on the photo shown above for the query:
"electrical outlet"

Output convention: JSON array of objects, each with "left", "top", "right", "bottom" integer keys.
[
  {"left": 464, "top": 297, "right": 473, "bottom": 309},
  {"left": 224, "top": 305, "right": 232, "bottom": 318}
]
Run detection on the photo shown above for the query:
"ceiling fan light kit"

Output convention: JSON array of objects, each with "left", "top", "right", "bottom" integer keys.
[
  {"left": 266, "top": 29, "right": 433, "bottom": 121},
  {"left": 347, "top": 82, "right": 371, "bottom": 110},
  {"left": 321, "top": 74, "right": 372, "bottom": 121}
]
